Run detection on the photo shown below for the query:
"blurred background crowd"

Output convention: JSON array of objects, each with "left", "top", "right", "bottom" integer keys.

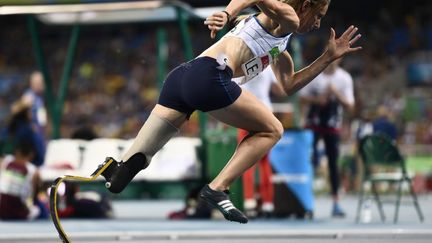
[
  {"left": 1, "top": 0, "right": 431, "bottom": 142},
  {"left": 0, "top": 0, "right": 431, "bottom": 220}
]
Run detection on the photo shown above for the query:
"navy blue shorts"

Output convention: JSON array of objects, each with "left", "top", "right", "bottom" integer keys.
[{"left": 158, "top": 56, "right": 242, "bottom": 119}]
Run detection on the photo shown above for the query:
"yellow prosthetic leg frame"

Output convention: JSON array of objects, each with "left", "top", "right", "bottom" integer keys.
[{"left": 50, "top": 158, "right": 114, "bottom": 243}]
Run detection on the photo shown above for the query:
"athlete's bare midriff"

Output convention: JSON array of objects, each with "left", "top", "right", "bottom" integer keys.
[{"left": 198, "top": 36, "right": 254, "bottom": 78}]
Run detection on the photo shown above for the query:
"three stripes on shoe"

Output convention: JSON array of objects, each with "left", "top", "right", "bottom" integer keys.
[{"left": 218, "top": 199, "right": 236, "bottom": 211}]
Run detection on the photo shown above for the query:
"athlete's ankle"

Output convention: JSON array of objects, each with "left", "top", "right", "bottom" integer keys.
[{"left": 208, "top": 183, "right": 229, "bottom": 192}]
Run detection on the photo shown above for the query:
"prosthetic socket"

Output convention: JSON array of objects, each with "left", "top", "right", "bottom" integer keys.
[{"left": 103, "top": 113, "right": 179, "bottom": 193}]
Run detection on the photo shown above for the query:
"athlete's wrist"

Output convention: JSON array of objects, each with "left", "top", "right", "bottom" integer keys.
[
  {"left": 222, "top": 10, "right": 231, "bottom": 22},
  {"left": 321, "top": 50, "right": 336, "bottom": 64}
]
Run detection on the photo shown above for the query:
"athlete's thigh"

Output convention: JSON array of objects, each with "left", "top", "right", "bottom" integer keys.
[{"left": 208, "top": 89, "right": 280, "bottom": 132}]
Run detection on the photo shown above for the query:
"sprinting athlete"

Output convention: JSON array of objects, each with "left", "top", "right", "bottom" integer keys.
[{"left": 96, "top": 0, "right": 361, "bottom": 224}]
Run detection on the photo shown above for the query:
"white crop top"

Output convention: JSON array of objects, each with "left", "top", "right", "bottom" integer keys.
[{"left": 224, "top": 15, "right": 292, "bottom": 83}]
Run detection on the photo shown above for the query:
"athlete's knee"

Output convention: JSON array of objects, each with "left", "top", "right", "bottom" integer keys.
[
  {"left": 272, "top": 120, "right": 284, "bottom": 141},
  {"left": 265, "top": 119, "right": 284, "bottom": 141}
]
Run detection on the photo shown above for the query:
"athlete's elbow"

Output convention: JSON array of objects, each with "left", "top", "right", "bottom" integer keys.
[
  {"left": 277, "top": 76, "right": 295, "bottom": 96},
  {"left": 282, "top": 83, "right": 297, "bottom": 96},
  {"left": 246, "top": 0, "right": 264, "bottom": 6},
  {"left": 284, "top": 89, "right": 297, "bottom": 96},
  {"left": 284, "top": 81, "right": 304, "bottom": 96}
]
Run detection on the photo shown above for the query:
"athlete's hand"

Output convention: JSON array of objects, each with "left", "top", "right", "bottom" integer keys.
[
  {"left": 204, "top": 11, "right": 229, "bottom": 39},
  {"left": 326, "top": 26, "right": 362, "bottom": 60}
]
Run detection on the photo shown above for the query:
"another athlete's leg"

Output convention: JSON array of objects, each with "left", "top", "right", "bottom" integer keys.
[
  {"left": 242, "top": 163, "right": 257, "bottom": 217},
  {"left": 101, "top": 105, "right": 187, "bottom": 193},
  {"left": 324, "top": 133, "right": 345, "bottom": 217},
  {"left": 259, "top": 153, "right": 275, "bottom": 216},
  {"left": 238, "top": 129, "right": 258, "bottom": 217},
  {"left": 311, "top": 132, "right": 321, "bottom": 169}
]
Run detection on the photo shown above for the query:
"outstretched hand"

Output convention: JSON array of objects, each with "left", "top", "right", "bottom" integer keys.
[
  {"left": 204, "top": 11, "right": 229, "bottom": 39},
  {"left": 326, "top": 26, "right": 362, "bottom": 60}
]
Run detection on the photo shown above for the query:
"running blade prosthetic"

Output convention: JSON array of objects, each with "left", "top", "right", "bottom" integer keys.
[
  {"left": 95, "top": 153, "right": 149, "bottom": 194},
  {"left": 199, "top": 184, "right": 248, "bottom": 224}
]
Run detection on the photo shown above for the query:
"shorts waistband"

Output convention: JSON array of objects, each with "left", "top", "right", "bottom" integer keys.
[{"left": 188, "top": 56, "right": 234, "bottom": 78}]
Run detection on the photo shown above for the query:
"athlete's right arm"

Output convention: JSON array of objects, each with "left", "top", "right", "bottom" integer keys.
[
  {"left": 226, "top": 0, "right": 264, "bottom": 18},
  {"left": 205, "top": 0, "right": 263, "bottom": 38},
  {"left": 256, "top": 0, "right": 300, "bottom": 33}
]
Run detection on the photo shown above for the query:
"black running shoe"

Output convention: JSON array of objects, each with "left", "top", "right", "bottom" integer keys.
[
  {"left": 199, "top": 184, "right": 248, "bottom": 224},
  {"left": 94, "top": 153, "right": 149, "bottom": 194}
]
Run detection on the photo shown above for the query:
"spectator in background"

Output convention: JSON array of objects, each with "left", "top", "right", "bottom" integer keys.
[
  {"left": 372, "top": 105, "right": 398, "bottom": 141},
  {"left": 0, "top": 140, "right": 42, "bottom": 220},
  {"left": 0, "top": 101, "right": 45, "bottom": 166},
  {"left": 355, "top": 110, "right": 374, "bottom": 142},
  {"left": 71, "top": 118, "right": 98, "bottom": 141},
  {"left": 299, "top": 58, "right": 355, "bottom": 217},
  {"left": 21, "top": 71, "right": 47, "bottom": 135},
  {"left": 234, "top": 67, "right": 285, "bottom": 218}
]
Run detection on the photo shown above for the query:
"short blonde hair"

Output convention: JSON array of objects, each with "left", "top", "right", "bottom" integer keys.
[
  {"left": 286, "top": 0, "right": 331, "bottom": 12},
  {"left": 235, "top": 0, "right": 330, "bottom": 22}
]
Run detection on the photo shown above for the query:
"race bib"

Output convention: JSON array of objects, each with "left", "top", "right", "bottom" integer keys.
[{"left": 239, "top": 45, "right": 284, "bottom": 84}]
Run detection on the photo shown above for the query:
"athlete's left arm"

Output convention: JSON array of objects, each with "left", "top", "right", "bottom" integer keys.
[
  {"left": 271, "top": 50, "right": 333, "bottom": 96},
  {"left": 271, "top": 81, "right": 287, "bottom": 97},
  {"left": 272, "top": 26, "right": 362, "bottom": 96}
]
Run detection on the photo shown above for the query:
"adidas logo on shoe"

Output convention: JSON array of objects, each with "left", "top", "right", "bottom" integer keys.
[{"left": 199, "top": 184, "right": 248, "bottom": 224}]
